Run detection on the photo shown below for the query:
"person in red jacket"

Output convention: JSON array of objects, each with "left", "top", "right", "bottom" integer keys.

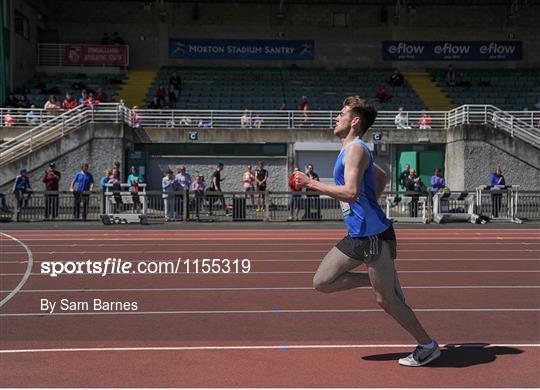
[
  {"left": 287, "top": 167, "right": 302, "bottom": 221},
  {"left": 418, "top": 112, "right": 432, "bottom": 129},
  {"left": 42, "top": 162, "right": 61, "bottom": 219},
  {"left": 63, "top": 93, "right": 77, "bottom": 110}
]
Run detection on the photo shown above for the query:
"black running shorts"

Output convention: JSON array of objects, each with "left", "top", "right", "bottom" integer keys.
[{"left": 335, "top": 225, "right": 397, "bottom": 263}]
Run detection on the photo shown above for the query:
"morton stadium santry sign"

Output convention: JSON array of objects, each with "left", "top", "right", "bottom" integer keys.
[
  {"left": 382, "top": 41, "right": 522, "bottom": 61},
  {"left": 169, "top": 38, "right": 315, "bottom": 60}
]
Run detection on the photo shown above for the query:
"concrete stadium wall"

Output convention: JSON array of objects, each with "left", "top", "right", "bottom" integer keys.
[
  {"left": 0, "top": 123, "right": 124, "bottom": 193},
  {"left": 42, "top": 1, "right": 539, "bottom": 69},
  {"left": 445, "top": 125, "right": 540, "bottom": 190},
  {"left": 10, "top": 0, "right": 46, "bottom": 88}
]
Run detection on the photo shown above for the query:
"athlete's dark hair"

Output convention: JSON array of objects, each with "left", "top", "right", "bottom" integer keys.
[{"left": 342, "top": 96, "right": 377, "bottom": 134}]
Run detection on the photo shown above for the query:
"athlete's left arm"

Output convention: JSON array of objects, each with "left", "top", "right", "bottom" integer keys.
[{"left": 295, "top": 143, "right": 369, "bottom": 203}]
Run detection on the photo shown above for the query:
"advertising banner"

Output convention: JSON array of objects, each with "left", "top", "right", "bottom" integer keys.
[
  {"left": 64, "top": 45, "right": 128, "bottom": 65},
  {"left": 169, "top": 38, "right": 315, "bottom": 60},
  {"left": 382, "top": 41, "right": 522, "bottom": 61}
]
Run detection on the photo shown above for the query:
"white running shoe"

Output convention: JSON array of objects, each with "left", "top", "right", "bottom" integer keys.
[{"left": 398, "top": 342, "right": 441, "bottom": 367}]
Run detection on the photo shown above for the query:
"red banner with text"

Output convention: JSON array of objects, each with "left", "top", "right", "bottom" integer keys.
[{"left": 64, "top": 45, "right": 128, "bottom": 65}]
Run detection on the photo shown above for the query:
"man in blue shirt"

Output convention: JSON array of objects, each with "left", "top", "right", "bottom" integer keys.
[
  {"left": 294, "top": 96, "right": 439, "bottom": 367},
  {"left": 70, "top": 163, "right": 94, "bottom": 220}
]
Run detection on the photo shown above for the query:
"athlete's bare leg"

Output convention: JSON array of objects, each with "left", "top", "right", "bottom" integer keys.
[
  {"left": 366, "top": 241, "right": 432, "bottom": 345},
  {"left": 313, "top": 247, "right": 370, "bottom": 293}
]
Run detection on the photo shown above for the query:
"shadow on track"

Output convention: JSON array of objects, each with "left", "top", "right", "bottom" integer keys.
[{"left": 362, "top": 343, "right": 524, "bottom": 368}]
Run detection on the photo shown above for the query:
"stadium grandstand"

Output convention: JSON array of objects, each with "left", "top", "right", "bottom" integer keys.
[
  {"left": 0, "top": 0, "right": 539, "bottom": 223},
  {"left": 2, "top": 1, "right": 540, "bottom": 387}
]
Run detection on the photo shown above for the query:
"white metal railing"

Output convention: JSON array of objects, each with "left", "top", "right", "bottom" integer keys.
[
  {"left": 2, "top": 104, "right": 538, "bottom": 168},
  {"left": 0, "top": 108, "right": 56, "bottom": 128},
  {"left": 126, "top": 109, "right": 449, "bottom": 130},
  {"left": 38, "top": 43, "right": 129, "bottom": 67}
]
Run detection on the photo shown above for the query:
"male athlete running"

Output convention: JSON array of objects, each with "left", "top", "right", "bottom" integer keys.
[{"left": 293, "top": 96, "right": 440, "bottom": 367}]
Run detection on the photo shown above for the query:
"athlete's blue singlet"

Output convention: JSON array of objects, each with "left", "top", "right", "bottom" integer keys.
[{"left": 333, "top": 139, "right": 391, "bottom": 237}]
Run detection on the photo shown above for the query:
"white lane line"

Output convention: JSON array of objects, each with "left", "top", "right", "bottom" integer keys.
[
  {"left": 2, "top": 270, "right": 540, "bottom": 276},
  {"left": 2, "top": 249, "right": 538, "bottom": 255},
  {"left": 2, "top": 241, "right": 538, "bottom": 247},
  {"left": 3, "top": 258, "right": 540, "bottom": 264},
  {"left": 2, "top": 285, "right": 539, "bottom": 294},
  {"left": 0, "top": 233, "right": 33, "bottom": 307},
  {"left": 1, "top": 308, "right": 538, "bottom": 317},
  {"left": 1, "top": 343, "right": 539, "bottom": 354}
]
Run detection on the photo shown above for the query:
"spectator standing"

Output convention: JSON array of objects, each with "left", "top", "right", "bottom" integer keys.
[
  {"left": 490, "top": 166, "right": 506, "bottom": 218},
  {"left": 12, "top": 169, "right": 32, "bottom": 220},
  {"left": 405, "top": 168, "right": 423, "bottom": 217},
  {"left": 70, "top": 163, "right": 94, "bottom": 220},
  {"left": 100, "top": 169, "right": 113, "bottom": 213},
  {"left": 446, "top": 65, "right": 456, "bottom": 87},
  {"left": 209, "top": 163, "right": 227, "bottom": 215},
  {"left": 243, "top": 165, "right": 256, "bottom": 208},
  {"left": 255, "top": 161, "right": 268, "bottom": 212},
  {"left": 132, "top": 106, "right": 142, "bottom": 128},
  {"left": 63, "top": 93, "right": 77, "bottom": 110},
  {"left": 399, "top": 164, "right": 411, "bottom": 191},
  {"left": 190, "top": 174, "right": 206, "bottom": 218},
  {"left": 287, "top": 167, "right": 302, "bottom": 221},
  {"left": 174, "top": 165, "right": 192, "bottom": 220},
  {"left": 169, "top": 72, "right": 182, "bottom": 100},
  {"left": 430, "top": 168, "right": 446, "bottom": 193},
  {"left": 395, "top": 107, "right": 411, "bottom": 129},
  {"left": 42, "top": 163, "right": 61, "bottom": 219},
  {"left": 297, "top": 96, "right": 310, "bottom": 125},
  {"left": 418, "top": 112, "right": 432, "bottom": 129},
  {"left": 127, "top": 166, "right": 144, "bottom": 213},
  {"left": 155, "top": 85, "right": 167, "bottom": 104},
  {"left": 26, "top": 105, "right": 40, "bottom": 126},
  {"left": 388, "top": 69, "right": 404, "bottom": 87},
  {"left": 162, "top": 168, "right": 175, "bottom": 221},
  {"left": 304, "top": 164, "right": 321, "bottom": 219}
]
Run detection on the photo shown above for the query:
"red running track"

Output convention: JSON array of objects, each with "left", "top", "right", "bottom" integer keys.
[{"left": 0, "top": 228, "right": 539, "bottom": 387}]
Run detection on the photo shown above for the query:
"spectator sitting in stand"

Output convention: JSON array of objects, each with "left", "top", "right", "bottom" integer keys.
[
  {"left": 430, "top": 168, "right": 446, "bottom": 193},
  {"left": 162, "top": 95, "right": 174, "bottom": 109},
  {"left": 418, "top": 111, "right": 432, "bottom": 129},
  {"left": 83, "top": 93, "right": 100, "bottom": 109},
  {"left": 4, "top": 110, "right": 14, "bottom": 127},
  {"left": 26, "top": 105, "right": 40, "bottom": 126},
  {"left": 63, "top": 93, "right": 77, "bottom": 110},
  {"left": 375, "top": 85, "right": 391, "bottom": 103},
  {"left": 148, "top": 97, "right": 161, "bottom": 110},
  {"left": 100, "top": 32, "right": 111, "bottom": 45},
  {"left": 155, "top": 84, "right": 167, "bottom": 103},
  {"left": 446, "top": 65, "right": 456, "bottom": 87},
  {"left": 394, "top": 107, "right": 411, "bottom": 129},
  {"left": 253, "top": 113, "right": 263, "bottom": 128},
  {"left": 4, "top": 93, "right": 19, "bottom": 108},
  {"left": 78, "top": 89, "right": 89, "bottom": 105},
  {"left": 18, "top": 95, "right": 30, "bottom": 108},
  {"left": 132, "top": 106, "right": 142, "bottom": 128},
  {"left": 44, "top": 95, "right": 61, "bottom": 114},
  {"left": 388, "top": 69, "right": 404, "bottom": 87},
  {"left": 95, "top": 88, "right": 108, "bottom": 103},
  {"left": 112, "top": 32, "right": 125, "bottom": 45},
  {"left": 279, "top": 101, "right": 287, "bottom": 110},
  {"left": 240, "top": 109, "right": 252, "bottom": 128}
]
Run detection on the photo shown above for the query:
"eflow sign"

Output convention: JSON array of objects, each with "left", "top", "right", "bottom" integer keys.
[
  {"left": 382, "top": 41, "right": 522, "bottom": 61},
  {"left": 169, "top": 38, "right": 315, "bottom": 60}
]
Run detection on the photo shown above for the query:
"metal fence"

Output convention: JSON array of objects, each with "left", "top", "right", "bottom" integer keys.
[{"left": 2, "top": 189, "right": 538, "bottom": 223}]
